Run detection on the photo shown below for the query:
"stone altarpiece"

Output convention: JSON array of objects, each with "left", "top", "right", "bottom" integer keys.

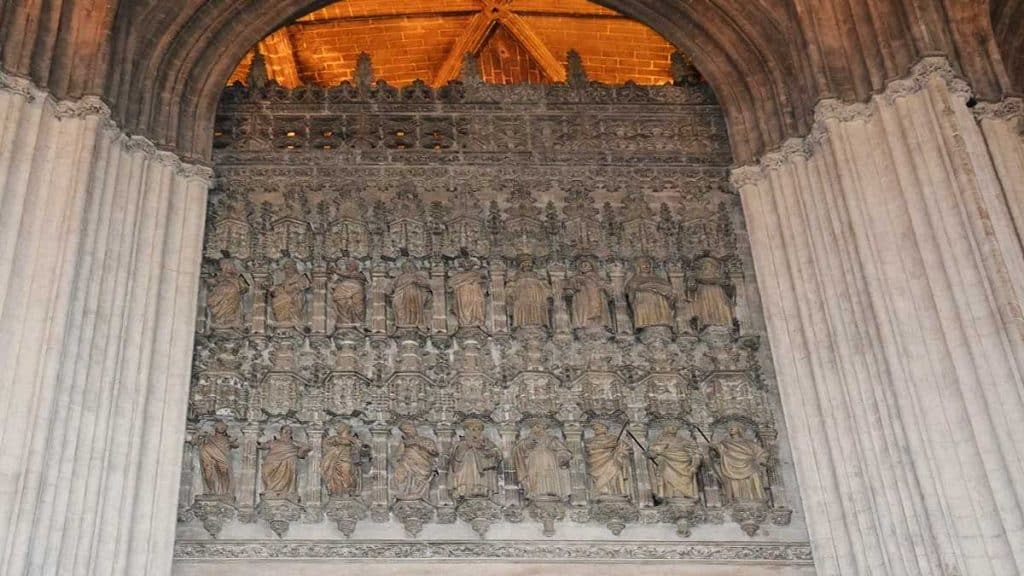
[{"left": 175, "top": 55, "right": 810, "bottom": 565}]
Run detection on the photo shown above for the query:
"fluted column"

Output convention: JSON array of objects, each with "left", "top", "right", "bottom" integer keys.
[
  {"left": 0, "top": 73, "right": 211, "bottom": 576},
  {"left": 733, "top": 58, "right": 1024, "bottom": 576}
]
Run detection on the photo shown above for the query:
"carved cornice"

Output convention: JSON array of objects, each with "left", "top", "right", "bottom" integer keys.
[
  {"left": 732, "top": 56, "right": 992, "bottom": 185},
  {"left": 174, "top": 540, "right": 814, "bottom": 563},
  {"left": 1, "top": 70, "right": 213, "bottom": 183}
]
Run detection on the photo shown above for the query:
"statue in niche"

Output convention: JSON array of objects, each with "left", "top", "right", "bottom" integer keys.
[
  {"left": 196, "top": 420, "right": 238, "bottom": 499},
  {"left": 688, "top": 256, "right": 733, "bottom": 326},
  {"left": 259, "top": 424, "right": 311, "bottom": 500},
  {"left": 270, "top": 260, "right": 310, "bottom": 329},
  {"left": 391, "top": 421, "right": 438, "bottom": 502},
  {"left": 564, "top": 257, "right": 612, "bottom": 331},
  {"left": 710, "top": 424, "right": 768, "bottom": 504},
  {"left": 449, "top": 419, "right": 502, "bottom": 500},
  {"left": 449, "top": 258, "right": 488, "bottom": 329},
  {"left": 585, "top": 423, "right": 633, "bottom": 499},
  {"left": 647, "top": 423, "right": 702, "bottom": 501},
  {"left": 513, "top": 422, "right": 572, "bottom": 500},
  {"left": 321, "top": 423, "right": 369, "bottom": 498},
  {"left": 331, "top": 258, "right": 367, "bottom": 327},
  {"left": 625, "top": 257, "right": 676, "bottom": 330},
  {"left": 507, "top": 254, "right": 551, "bottom": 329},
  {"left": 207, "top": 260, "right": 249, "bottom": 328},
  {"left": 390, "top": 261, "right": 432, "bottom": 330}
]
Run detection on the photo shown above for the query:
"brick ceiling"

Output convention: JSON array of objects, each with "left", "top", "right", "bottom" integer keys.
[{"left": 228, "top": 0, "right": 679, "bottom": 87}]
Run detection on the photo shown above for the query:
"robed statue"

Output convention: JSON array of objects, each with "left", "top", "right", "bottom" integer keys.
[
  {"left": 196, "top": 420, "right": 238, "bottom": 499},
  {"left": 507, "top": 255, "right": 551, "bottom": 329},
  {"left": 390, "top": 261, "right": 432, "bottom": 330},
  {"left": 625, "top": 257, "right": 676, "bottom": 330},
  {"left": 564, "top": 258, "right": 612, "bottom": 331},
  {"left": 449, "top": 419, "right": 502, "bottom": 499},
  {"left": 585, "top": 423, "right": 633, "bottom": 498},
  {"left": 260, "top": 425, "right": 311, "bottom": 500},
  {"left": 513, "top": 422, "right": 572, "bottom": 500},
  {"left": 322, "top": 423, "right": 369, "bottom": 497},
  {"left": 270, "top": 260, "right": 310, "bottom": 329},
  {"left": 688, "top": 256, "right": 733, "bottom": 327},
  {"left": 449, "top": 259, "right": 488, "bottom": 329},
  {"left": 331, "top": 258, "right": 367, "bottom": 327},
  {"left": 391, "top": 422, "right": 438, "bottom": 501},
  {"left": 647, "top": 423, "right": 702, "bottom": 501},
  {"left": 207, "top": 260, "right": 249, "bottom": 328},
  {"left": 710, "top": 424, "right": 768, "bottom": 504}
]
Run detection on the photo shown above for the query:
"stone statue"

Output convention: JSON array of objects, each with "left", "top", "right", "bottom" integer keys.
[
  {"left": 270, "top": 260, "right": 310, "bottom": 329},
  {"left": 513, "top": 422, "right": 572, "bottom": 500},
  {"left": 450, "top": 259, "right": 488, "bottom": 329},
  {"left": 689, "top": 257, "right": 733, "bottom": 326},
  {"left": 450, "top": 419, "right": 502, "bottom": 500},
  {"left": 564, "top": 258, "right": 611, "bottom": 330},
  {"left": 196, "top": 420, "right": 238, "bottom": 498},
  {"left": 260, "top": 424, "right": 311, "bottom": 500},
  {"left": 585, "top": 423, "right": 633, "bottom": 498},
  {"left": 647, "top": 423, "right": 702, "bottom": 501},
  {"left": 625, "top": 257, "right": 676, "bottom": 330},
  {"left": 507, "top": 254, "right": 551, "bottom": 329},
  {"left": 207, "top": 260, "right": 249, "bottom": 328},
  {"left": 391, "top": 422, "right": 438, "bottom": 501},
  {"left": 321, "top": 423, "right": 369, "bottom": 497},
  {"left": 331, "top": 258, "right": 367, "bottom": 327},
  {"left": 390, "top": 261, "right": 432, "bottom": 329},
  {"left": 710, "top": 424, "right": 767, "bottom": 504}
]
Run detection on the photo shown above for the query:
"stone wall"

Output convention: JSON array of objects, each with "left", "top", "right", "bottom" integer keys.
[{"left": 173, "top": 62, "right": 809, "bottom": 566}]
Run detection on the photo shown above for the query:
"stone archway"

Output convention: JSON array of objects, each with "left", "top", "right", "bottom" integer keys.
[{"left": 1, "top": 2, "right": 1024, "bottom": 575}]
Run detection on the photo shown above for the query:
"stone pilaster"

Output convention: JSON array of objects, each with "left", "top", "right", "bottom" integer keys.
[
  {"left": 250, "top": 273, "right": 269, "bottom": 335},
  {"left": 238, "top": 422, "right": 261, "bottom": 522},
  {"left": 488, "top": 261, "right": 508, "bottom": 335},
  {"left": 430, "top": 259, "right": 448, "bottom": 336},
  {"left": 303, "top": 424, "right": 325, "bottom": 521},
  {"left": 311, "top": 270, "right": 328, "bottom": 334},
  {"left": 369, "top": 263, "right": 388, "bottom": 335},
  {"left": 608, "top": 263, "right": 632, "bottom": 338},
  {"left": 560, "top": 421, "right": 588, "bottom": 509},
  {"left": 368, "top": 423, "right": 391, "bottom": 522}
]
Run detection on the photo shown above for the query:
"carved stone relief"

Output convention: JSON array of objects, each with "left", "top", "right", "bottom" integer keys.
[{"left": 179, "top": 63, "right": 799, "bottom": 559}]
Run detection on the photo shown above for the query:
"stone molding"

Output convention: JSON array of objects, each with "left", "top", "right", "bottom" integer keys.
[
  {"left": 0, "top": 69, "right": 214, "bottom": 182},
  {"left": 730, "top": 56, "right": 1012, "bottom": 188},
  {"left": 174, "top": 540, "right": 813, "bottom": 563}
]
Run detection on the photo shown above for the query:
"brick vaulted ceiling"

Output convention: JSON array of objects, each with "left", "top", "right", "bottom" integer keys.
[{"left": 227, "top": 0, "right": 680, "bottom": 88}]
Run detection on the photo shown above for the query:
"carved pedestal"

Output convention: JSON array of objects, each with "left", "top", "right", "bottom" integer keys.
[
  {"left": 589, "top": 496, "right": 639, "bottom": 536},
  {"left": 324, "top": 496, "right": 369, "bottom": 537},
  {"left": 192, "top": 496, "right": 237, "bottom": 538},
  {"left": 527, "top": 497, "right": 566, "bottom": 537},
  {"left": 392, "top": 501, "right": 435, "bottom": 537},
  {"left": 656, "top": 497, "right": 705, "bottom": 538},
  {"left": 456, "top": 498, "right": 504, "bottom": 538},
  {"left": 729, "top": 502, "right": 768, "bottom": 537},
  {"left": 258, "top": 497, "right": 304, "bottom": 538}
]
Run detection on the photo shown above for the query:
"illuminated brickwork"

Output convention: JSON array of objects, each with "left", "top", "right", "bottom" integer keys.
[{"left": 227, "top": 0, "right": 677, "bottom": 87}]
